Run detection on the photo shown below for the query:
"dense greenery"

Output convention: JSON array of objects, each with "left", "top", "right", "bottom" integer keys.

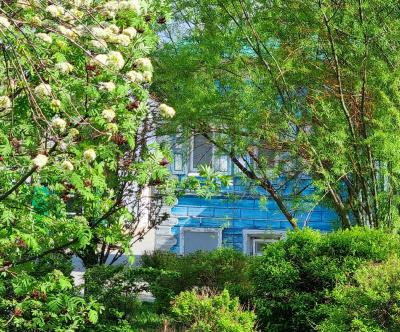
[
  {"left": 0, "top": 0, "right": 172, "bottom": 329},
  {"left": 154, "top": 0, "right": 400, "bottom": 230},
  {"left": 138, "top": 228, "right": 400, "bottom": 331},
  {"left": 141, "top": 248, "right": 251, "bottom": 311},
  {"left": 171, "top": 289, "right": 256, "bottom": 332},
  {"left": 318, "top": 256, "right": 400, "bottom": 332},
  {"left": 251, "top": 228, "right": 400, "bottom": 331}
]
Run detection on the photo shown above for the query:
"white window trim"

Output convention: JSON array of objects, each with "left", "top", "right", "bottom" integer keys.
[
  {"left": 179, "top": 227, "right": 223, "bottom": 255},
  {"left": 242, "top": 229, "right": 286, "bottom": 255}
]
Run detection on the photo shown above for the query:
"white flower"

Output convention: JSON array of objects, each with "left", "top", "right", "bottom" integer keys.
[
  {"left": 0, "top": 16, "right": 11, "bottom": 29},
  {"left": 34, "top": 83, "right": 52, "bottom": 97},
  {"left": 83, "top": 149, "right": 96, "bottom": 162},
  {"left": 126, "top": 70, "right": 143, "bottom": 83},
  {"left": 16, "top": 0, "right": 31, "bottom": 8},
  {"left": 36, "top": 33, "right": 52, "bottom": 44},
  {"left": 33, "top": 154, "right": 48, "bottom": 168},
  {"left": 46, "top": 5, "right": 65, "bottom": 18},
  {"left": 69, "top": 128, "right": 79, "bottom": 137},
  {"left": 99, "top": 82, "right": 115, "bottom": 92},
  {"left": 91, "top": 27, "right": 106, "bottom": 39},
  {"left": 51, "top": 99, "right": 61, "bottom": 108},
  {"left": 0, "top": 96, "right": 11, "bottom": 109},
  {"left": 62, "top": 160, "right": 74, "bottom": 171},
  {"left": 120, "top": 0, "right": 141, "bottom": 13},
  {"left": 62, "top": 12, "right": 75, "bottom": 22},
  {"left": 72, "top": 24, "right": 85, "bottom": 36},
  {"left": 107, "top": 51, "right": 125, "bottom": 70},
  {"left": 58, "top": 25, "right": 75, "bottom": 38},
  {"left": 52, "top": 118, "right": 67, "bottom": 132},
  {"left": 59, "top": 142, "right": 68, "bottom": 151},
  {"left": 159, "top": 104, "right": 176, "bottom": 118},
  {"left": 122, "top": 27, "right": 137, "bottom": 39},
  {"left": 134, "top": 58, "right": 153, "bottom": 72},
  {"left": 92, "top": 54, "right": 108, "bottom": 66},
  {"left": 55, "top": 62, "right": 74, "bottom": 74},
  {"left": 107, "top": 24, "right": 120, "bottom": 34},
  {"left": 74, "top": 0, "right": 93, "bottom": 7},
  {"left": 31, "top": 16, "right": 42, "bottom": 26},
  {"left": 143, "top": 71, "right": 153, "bottom": 83},
  {"left": 102, "top": 108, "right": 115, "bottom": 122},
  {"left": 90, "top": 39, "right": 107, "bottom": 50},
  {"left": 115, "top": 34, "right": 130, "bottom": 46},
  {"left": 103, "top": 1, "right": 119, "bottom": 12}
]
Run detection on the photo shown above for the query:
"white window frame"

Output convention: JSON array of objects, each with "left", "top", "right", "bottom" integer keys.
[
  {"left": 242, "top": 229, "right": 286, "bottom": 256},
  {"left": 179, "top": 227, "right": 223, "bottom": 255}
]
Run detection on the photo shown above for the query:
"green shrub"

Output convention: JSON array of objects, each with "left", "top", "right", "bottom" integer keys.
[
  {"left": 141, "top": 248, "right": 252, "bottom": 312},
  {"left": 250, "top": 227, "right": 400, "bottom": 331},
  {"left": 171, "top": 289, "right": 256, "bottom": 332},
  {"left": 317, "top": 255, "right": 400, "bottom": 332},
  {"left": 84, "top": 265, "right": 167, "bottom": 331}
]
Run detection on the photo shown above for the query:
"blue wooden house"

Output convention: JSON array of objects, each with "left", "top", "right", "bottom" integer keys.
[{"left": 154, "top": 134, "right": 339, "bottom": 256}]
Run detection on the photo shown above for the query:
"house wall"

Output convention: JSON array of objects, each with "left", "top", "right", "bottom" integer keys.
[{"left": 155, "top": 177, "right": 340, "bottom": 254}]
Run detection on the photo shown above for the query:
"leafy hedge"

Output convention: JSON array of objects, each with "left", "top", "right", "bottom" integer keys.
[
  {"left": 250, "top": 227, "right": 400, "bottom": 331},
  {"left": 140, "top": 248, "right": 252, "bottom": 312},
  {"left": 171, "top": 289, "right": 256, "bottom": 332}
]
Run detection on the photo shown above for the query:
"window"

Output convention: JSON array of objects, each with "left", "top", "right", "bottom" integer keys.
[
  {"left": 190, "top": 134, "right": 213, "bottom": 172},
  {"left": 243, "top": 230, "right": 285, "bottom": 256},
  {"left": 180, "top": 227, "right": 222, "bottom": 255},
  {"left": 252, "top": 238, "right": 276, "bottom": 256}
]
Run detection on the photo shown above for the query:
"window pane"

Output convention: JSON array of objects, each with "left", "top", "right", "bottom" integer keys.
[
  {"left": 192, "top": 135, "right": 212, "bottom": 169},
  {"left": 184, "top": 230, "right": 219, "bottom": 254},
  {"left": 253, "top": 240, "right": 268, "bottom": 256},
  {"left": 174, "top": 153, "right": 183, "bottom": 172}
]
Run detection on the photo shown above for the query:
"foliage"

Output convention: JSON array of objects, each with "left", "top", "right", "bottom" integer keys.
[
  {"left": 171, "top": 289, "right": 256, "bottom": 332},
  {"left": 0, "top": 0, "right": 172, "bottom": 329},
  {"left": 317, "top": 256, "right": 400, "bottom": 332},
  {"left": 250, "top": 227, "right": 400, "bottom": 331},
  {"left": 141, "top": 248, "right": 252, "bottom": 312},
  {"left": 154, "top": 0, "right": 400, "bottom": 230}
]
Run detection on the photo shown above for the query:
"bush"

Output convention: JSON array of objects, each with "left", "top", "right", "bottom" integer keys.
[
  {"left": 84, "top": 265, "right": 166, "bottom": 331},
  {"left": 141, "top": 248, "right": 252, "bottom": 312},
  {"left": 317, "top": 255, "right": 400, "bottom": 332},
  {"left": 171, "top": 289, "right": 256, "bottom": 332},
  {"left": 250, "top": 227, "right": 400, "bottom": 331}
]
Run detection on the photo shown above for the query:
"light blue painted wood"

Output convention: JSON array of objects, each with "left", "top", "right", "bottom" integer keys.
[{"left": 166, "top": 176, "right": 339, "bottom": 253}]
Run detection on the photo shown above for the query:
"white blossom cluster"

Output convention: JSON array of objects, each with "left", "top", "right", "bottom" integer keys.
[
  {"left": 159, "top": 104, "right": 176, "bottom": 118},
  {"left": 91, "top": 51, "right": 125, "bottom": 71},
  {"left": 3, "top": 0, "right": 161, "bottom": 172}
]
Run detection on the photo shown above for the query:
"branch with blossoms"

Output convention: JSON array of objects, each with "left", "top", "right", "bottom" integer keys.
[{"left": 0, "top": 0, "right": 176, "bottom": 280}]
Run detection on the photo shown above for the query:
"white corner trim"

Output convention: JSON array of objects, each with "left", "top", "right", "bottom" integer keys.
[
  {"left": 179, "top": 227, "right": 223, "bottom": 255},
  {"left": 242, "top": 229, "right": 286, "bottom": 255}
]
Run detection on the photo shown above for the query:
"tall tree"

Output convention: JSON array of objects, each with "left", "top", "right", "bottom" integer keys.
[
  {"left": 0, "top": 0, "right": 173, "bottom": 328},
  {"left": 154, "top": 0, "right": 400, "bottom": 229}
]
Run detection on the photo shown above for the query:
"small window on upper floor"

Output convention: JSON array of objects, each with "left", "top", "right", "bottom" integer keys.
[{"left": 190, "top": 134, "right": 213, "bottom": 172}]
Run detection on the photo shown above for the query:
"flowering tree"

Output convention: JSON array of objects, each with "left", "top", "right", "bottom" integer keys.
[{"left": 0, "top": 0, "right": 174, "bottom": 328}]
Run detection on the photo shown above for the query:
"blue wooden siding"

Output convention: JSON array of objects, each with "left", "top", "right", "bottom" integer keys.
[{"left": 168, "top": 182, "right": 339, "bottom": 254}]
